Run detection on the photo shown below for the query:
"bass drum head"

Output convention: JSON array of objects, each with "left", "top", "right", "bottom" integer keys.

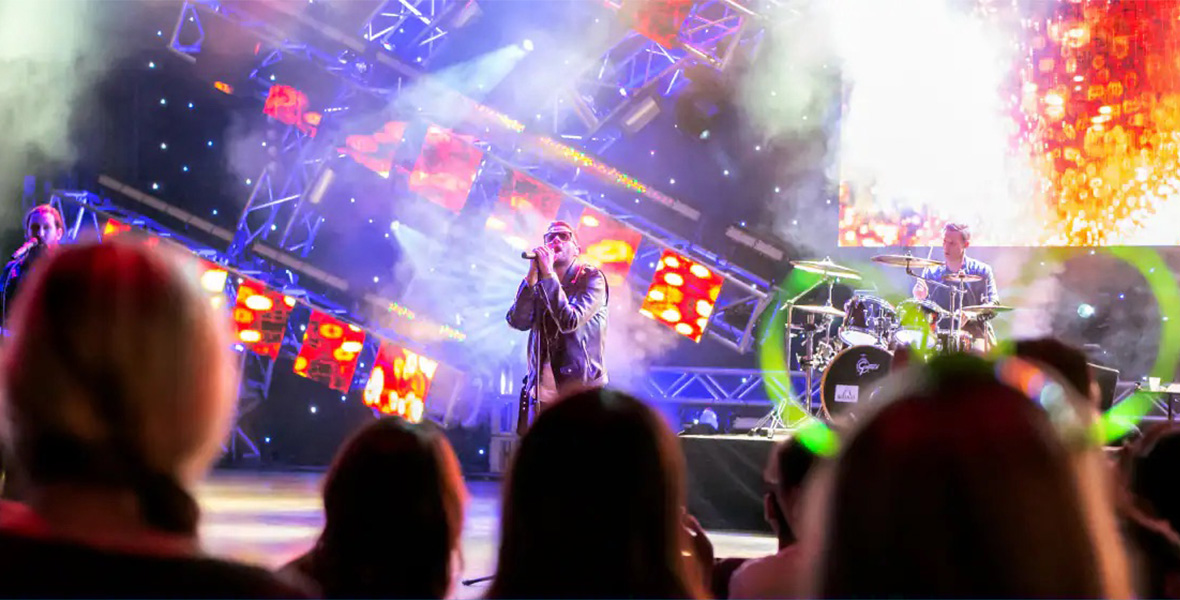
[{"left": 821, "top": 345, "right": 893, "bottom": 420}]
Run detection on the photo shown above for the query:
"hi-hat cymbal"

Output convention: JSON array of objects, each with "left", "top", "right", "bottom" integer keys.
[
  {"left": 943, "top": 273, "right": 983, "bottom": 283},
  {"left": 792, "top": 304, "right": 846, "bottom": 318},
  {"left": 790, "top": 258, "right": 862, "bottom": 280},
  {"left": 871, "top": 254, "right": 944, "bottom": 269},
  {"left": 960, "top": 304, "right": 1014, "bottom": 317}
]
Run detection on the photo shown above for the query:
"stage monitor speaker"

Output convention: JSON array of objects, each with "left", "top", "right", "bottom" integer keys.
[{"left": 1089, "top": 362, "right": 1119, "bottom": 412}]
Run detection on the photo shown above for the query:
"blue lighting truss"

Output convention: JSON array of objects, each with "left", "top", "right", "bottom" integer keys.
[
  {"left": 360, "top": 0, "right": 479, "bottom": 67},
  {"left": 44, "top": 189, "right": 273, "bottom": 460},
  {"left": 165, "top": 0, "right": 788, "bottom": 355},
  {"left": 551, "top": 0, "right": 767, "bottom": 146},
  {"left": 44, "top": 183, "right": 470, "bottom": 461}
]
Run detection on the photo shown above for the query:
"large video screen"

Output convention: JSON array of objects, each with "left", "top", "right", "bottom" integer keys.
[{"left": 838, "top": 0, "right": 1180, "bottom": 247}]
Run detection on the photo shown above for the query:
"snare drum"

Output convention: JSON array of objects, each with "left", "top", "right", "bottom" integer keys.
[
  {"left": 892, "top": 299, "right": 943, "bottom": 350},
  {"left": 840, "top": 295, "right": 896, "bottom": 347}
]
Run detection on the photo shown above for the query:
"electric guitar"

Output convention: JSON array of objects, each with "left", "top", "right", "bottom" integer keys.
[{"left": 516, "top": 375, "right": 533, "bottom": 435}]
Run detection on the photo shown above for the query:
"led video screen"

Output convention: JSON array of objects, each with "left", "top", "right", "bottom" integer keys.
[{"left": 837, "top": 0, "right": 1180, "bottom": 247}]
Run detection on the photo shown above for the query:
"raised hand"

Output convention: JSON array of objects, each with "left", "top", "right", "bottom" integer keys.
[
  {"left": 532, "top": 245, "right": 555, "bottom": 278},
  {"left": 913, "top": 278, "right": 929, "bottom": 300}
]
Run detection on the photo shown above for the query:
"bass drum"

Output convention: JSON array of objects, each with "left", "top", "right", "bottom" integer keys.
[{"left": 821, "top": 345, "right": 893, "bottom": 420}]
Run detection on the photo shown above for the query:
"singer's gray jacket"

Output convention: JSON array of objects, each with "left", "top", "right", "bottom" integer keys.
[{"left": 506, "top": 261, "right": 609, "bottom": 392}]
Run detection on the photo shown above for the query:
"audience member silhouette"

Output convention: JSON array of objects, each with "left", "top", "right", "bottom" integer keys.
[
  {"left": 487, "top": 387, "right": 708, "bottom": 599},
  {"left": 1013, "top": 337, "right": 1100, "bottom": 409},
  {"left": 281, "top": 416, "right": 467, "bottom": 598},
  {"left": 808, "top": 354, "right": 1132, "bottom": 598},
  {"left": 0, "top": 240, "right": 309, "bottom": 598},
  {"left": 1123, "top": 424, "right": 1180, "bottom": 597},
  {"left": 1014, "top": 337, "right": 1180, "bottom": 596},
  {"left": 728, "top": 436, "right": 820, "bottom": 599}
]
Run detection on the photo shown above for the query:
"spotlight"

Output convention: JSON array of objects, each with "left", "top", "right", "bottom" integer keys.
[
  {"left": 1077, "top": 303, "right": 1095, "bottom": 319},
  {"left": 521, "top": 39, "right": 534, "bottom": 52}
]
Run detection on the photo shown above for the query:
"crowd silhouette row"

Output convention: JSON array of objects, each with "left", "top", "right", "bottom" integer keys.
[{"left": 2, "top": 240, "right": 1180, "bottom": 598}]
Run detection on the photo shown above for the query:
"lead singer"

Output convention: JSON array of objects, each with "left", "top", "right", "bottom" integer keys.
[
  {"left": 506, "top": 221, "right": 609, "bottom": 430},
  {"left": 2, "top": 205, "right": 65, "bottom": 326}
]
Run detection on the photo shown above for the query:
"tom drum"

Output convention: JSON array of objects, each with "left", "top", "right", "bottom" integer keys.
[{"left": 840, "top": 295, "right": 895, "bottom": 347}]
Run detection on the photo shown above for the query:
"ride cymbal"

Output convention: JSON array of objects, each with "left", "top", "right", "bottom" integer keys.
[
  {"left": 960, "top": 303, "right": 1014, "bottom": 317},
  {"left": 871, "top": 254, "right": 943, "bottom": 269},
  {"left": 792, "top": 304, "right": 846, "bottom": 318},
  {"left": 943, "top": 273, "right": 983, "bottom": 283},
  {"left": 790, "top": 258, "right": 862, "bottom": 280}
]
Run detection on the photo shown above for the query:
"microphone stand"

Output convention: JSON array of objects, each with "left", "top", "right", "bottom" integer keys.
[
  {"left": 516, "top": 284, "right": 543, "bottom": 435},
  {"left": 462, "top": 575, "right": 495, "bottom": 586},
  {"left": 480, "top": 277, "right": 544, "bottom": 589}
]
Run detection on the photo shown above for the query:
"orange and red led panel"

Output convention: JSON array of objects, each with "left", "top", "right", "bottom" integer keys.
[
  {"left": 485, "top": 169, "right": 563, "bottom": 250},
  {"left": 639, "top": 249, "right": 723, "bottom": 342},
  {"left": 294, "top": 310, "right": 366, "bottom": 393},
  {"left": 408, "top": 125, "right": 483, "bottom": 214},
  {"left": 232, "top": 281, "right": 296, "bottom": 359},
  {"left": 575, "top": 208, "right": 642, "bottom": 287},
  {"left": 362, "top": 341, "right": 439, "bottom": 423}
]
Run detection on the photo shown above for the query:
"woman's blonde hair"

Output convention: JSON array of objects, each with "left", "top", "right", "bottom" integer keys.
[{"left": 0, "top": 239, "right": 237, "bottom": 533}]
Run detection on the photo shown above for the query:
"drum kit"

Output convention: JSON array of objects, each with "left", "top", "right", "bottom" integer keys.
[{"left": 752, "top": 253, "right": 1014, "bottom": 435}]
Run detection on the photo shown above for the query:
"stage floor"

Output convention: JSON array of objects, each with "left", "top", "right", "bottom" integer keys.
[{"left": 195, "top": 470, "right": 776, "bottom": 598}]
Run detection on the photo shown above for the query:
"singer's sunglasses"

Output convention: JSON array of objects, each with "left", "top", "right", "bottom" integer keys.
[{"left": 544, "top": 231, "right": 573, "bottom": 243}]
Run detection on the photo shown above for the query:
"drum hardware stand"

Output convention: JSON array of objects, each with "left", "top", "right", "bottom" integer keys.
[
  {"left": 750, "top": 310, "right": 817, "bottom": 437},
  {"left": 906, "top": 266, "right": 970, "bottom": 353},
  {"left": 947, "top": 282, "right": 969, "bottom": 353},
  {"left": 750, "top": 275, "right": 839, "bottom": 438}
]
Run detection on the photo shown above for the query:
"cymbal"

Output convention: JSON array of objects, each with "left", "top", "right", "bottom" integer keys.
[
  {"left": 790, "top": 258, "right": 861, "bottom": 280},
  {"left": 871, "top": 254, "right": 943, "bottom": 269},
  {"left": 960, "top": 304, "right": 1014, "bottom": 317},
  {"left": 943, "top": 273, "right": 983, "bottom": 283},
  {"left": 792, "top": 304, "right": 846, "bottom": 318}
]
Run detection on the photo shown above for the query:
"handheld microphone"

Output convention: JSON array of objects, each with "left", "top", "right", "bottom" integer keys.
[
  {"left": 521, "top": 251, "right": 537, "bottom": 260},
  {"left": 12, "top": 238, "right": 38, "bottom": 260}
]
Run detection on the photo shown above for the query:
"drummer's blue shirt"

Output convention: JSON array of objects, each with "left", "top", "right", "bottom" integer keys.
[{"left": 919, "top": 256, "right": 999, "bottom": 314}]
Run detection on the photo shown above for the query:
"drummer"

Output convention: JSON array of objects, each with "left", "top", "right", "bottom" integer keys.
[{"left": 912, "top": 223, "right": 999, "bottom": 351}]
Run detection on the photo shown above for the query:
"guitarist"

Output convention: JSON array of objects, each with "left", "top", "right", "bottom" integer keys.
[{"left": 506, "top": 221, "right": 609, "bottom": 433}]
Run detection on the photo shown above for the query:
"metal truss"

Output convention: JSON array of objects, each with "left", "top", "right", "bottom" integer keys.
[
  {"left": 224, "top": 123, "right": 326, "bottom": 262},
  {"left": 553, "top": 0, "right": 765, "bottom": 142},
  {"left": 360, "top": 0, "right": 473, "bottom": 67},
  {"left": 45, "top": 190, "right": 273, "bottom": 459},
  {"left": 643, "top": 367, "right": 791, "bottom": 406},
  {"left": 45, "top": 191, "right": 115, "bottom": 243},
  {"left": 1121, "top": 385, "right": 1180, "bottom": 427},
  {"left": 164, "top": 0, "right": 787, "bottom": 356},
  {"left": 49, "top": 181, "right": 449, "bottom": 462}
]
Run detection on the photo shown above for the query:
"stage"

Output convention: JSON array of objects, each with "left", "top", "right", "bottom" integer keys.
[
  {"left": 195, "top": 470, "right": 776, "bottom": 598},
  {"left": 682, "top": 434, "right": 778, "bottom": 534}
]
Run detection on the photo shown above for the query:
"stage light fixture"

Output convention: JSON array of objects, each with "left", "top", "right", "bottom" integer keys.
[
  {"left": 640, "top": 249, "right": 723, "bottom": 342},
  {"left": 486, "top": 169, "right": 562, "bottom": 246},
  {"left": 194, "top": 258, "right": 234, "bottom": 313},
  {"left": 264, "top": 84, "right": 318, "bottom": 138},
  {"left": 408, "top": 125, "right": 483, "bottom": 214},
  {"left": 574, "top": 208, "right": 642, "bottom": 287},
  {"left": 101, "top": 218, "right": 133, "bottom": 239},
  {"left": 294, "top": 310, "right": 366, "bottom": 393},
  {"left": 521, "top": 39, "right": 534, "bottom": 52},
  {"left": 232, "top": 280, "right": 296, "bottom": 359},
  {"left": 621, "top": 0, "right": 693, "bottom": 47},
  {"left": 362, "top": 341, "right": 439, "bottom": 423}
]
